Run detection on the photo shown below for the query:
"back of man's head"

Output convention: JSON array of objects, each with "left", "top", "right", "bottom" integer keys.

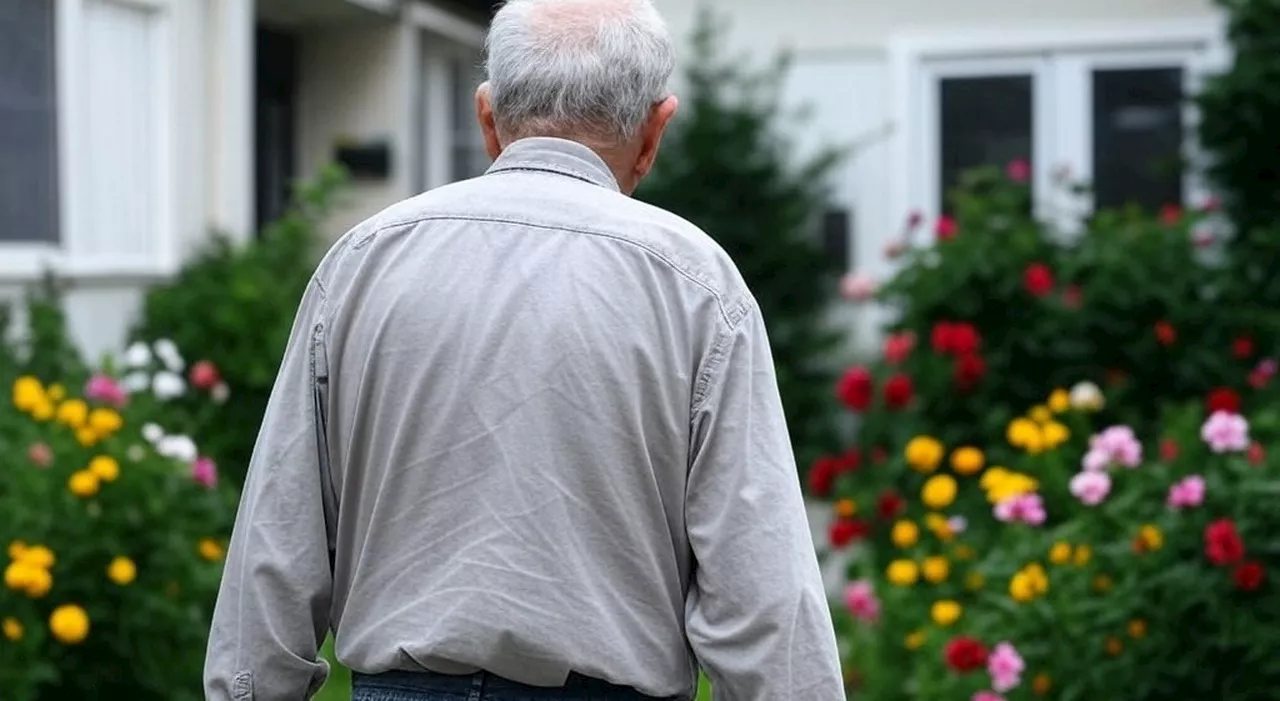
[{"left": 484, "top": 0, "right": 676, "bottom": 147}]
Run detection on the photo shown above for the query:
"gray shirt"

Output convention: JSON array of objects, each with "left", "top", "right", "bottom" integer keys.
[{"left": 204, "top": 137, "right": 842, "bottom": 701}]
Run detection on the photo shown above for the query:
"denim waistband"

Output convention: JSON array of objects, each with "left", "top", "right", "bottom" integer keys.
[{"left": 352, "top": 669, "right": 683, "bottom": 700}]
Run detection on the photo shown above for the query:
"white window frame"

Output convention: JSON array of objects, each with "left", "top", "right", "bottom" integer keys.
[
  {"left": 409, "top": 2, "right": 487, "bottom": 192},
  {"left": 887, "top": 17, "right": 1228, "bottom": 237},
  {"left": 1, "top": 0, "right": 177, "bottom": 281}
]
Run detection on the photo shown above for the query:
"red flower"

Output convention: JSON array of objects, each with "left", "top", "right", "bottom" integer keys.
[
  {"left": 1207, "top": 387, "right": 1241, "bottom": 414},
  {"left": 836, "top": 449, "right": 862, "bottom": 475},
  {"left": 876, "top": 490, "right": 906, "bottom": 520},
  {"left": 829, "top": 518, "right": 870, "bottom": 548},
  {"left": 1233, "top": 336, "right": 1255, "bottom": 360},
  {"left": 931, "top": 321, "right": 980, "bottom": 356},
  {"left": 1062, "top": 284, "right": 1083, "bottom": 310},
  {"left": 1249, "top": 441, "right": 1265, "bottom": 466},
  {"left": 882, "top": 373, "right": 915, "bottom": 410},
  {"left": 1023, "top": 262, "right": 1055, "bottom": 297},
  {"left": 807, "top": 456, "right": 840, "bottom": 497},
  {"left": 1234, "top": 561, "right": 1266, "bottom": 591},
  {"left": 1154, "top": 321, "right": 1177, "bottom": 346},
  {"left": 1160, "top": 204, "right": 1183, "bottom": 226},
  {"left": 883, "top": 331, "right": 916, "bottom": 365},
  {"left": 943, "top": 636, "right": 988, "bottom": 673},
  {"left": 936, "top": 216, "right": 958, "bottom": 241},
  {"left": 1205, "top": 519, "right": 1245, "bottom": 567},
  {"left": 953, "top": 353, "right": 987, "bottom": 391},
  {"left": 1159, "top": 438, "right": 1180, "bottom": 462},
  {"left": 189, "top": 360, "right": 221, "bottom": 391},
  {"left": 836, "top": 366, "right": 874, "bottom": 411},
  {"left": 1006, "top": 159, "right": 1030, "bottom": 183}
]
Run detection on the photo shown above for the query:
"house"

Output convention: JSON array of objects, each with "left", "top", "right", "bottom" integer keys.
[
  {"left": 651, "top": 0, "right": 1228, "bottom": 351},
  {"left": 1, "top": 0, "right": 497, "bottom": 363}
]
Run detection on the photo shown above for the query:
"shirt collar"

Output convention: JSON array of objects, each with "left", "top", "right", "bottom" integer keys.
[{"left": 486, "top": 137, "right": 621, "bottom": 192}]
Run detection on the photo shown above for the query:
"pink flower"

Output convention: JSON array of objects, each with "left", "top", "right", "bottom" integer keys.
[
  {"left": 192, "top": 456, "right": 218, "bottom": 489},
  {"left": 843, "top": 579, "right": 881, "bottom": 623},
  {"left": 1167, "top": 475, "right": 1206, "bottom": 510},
  {"left": 27, "top": 443, "right": 53, "bottom": 468},
  {"left": 84, "top": 374, "right": 128, "bottom": 407},
  {"left": 1082, "top": 425, "right": 1142, "bottom": 470},
  {"left": 987, "top": 642, "right": 1024, "bottom": 692},
  {"left": 993, "top": 493, "right": 1045, "bottom": 526},
  {"left": 1006, "top": 159, "right": 1030, "bottom": 183},
  {"left": 883, "top": 331, "right": 916, "bottom": 365},
  {"left": 973, "top": 693, "right": 1006, "bottom": 701},
  {"left": 189, "top": 360, "right": 222, "bottom": 391},
  {"left": 1201, "top": 411, "right": 1250, "bottom": 453},
  {"left": 1070, "top": 470, "right": 1112, "bottom": 506},
  {"left": 906, "top": 211, "right": 924, "bottom": 230},
  {"left": 839, "top": 273, "right": 877, "bottom": 302},
  {"left": 936, "top": 216, "right": 958, "bottom": 241}
]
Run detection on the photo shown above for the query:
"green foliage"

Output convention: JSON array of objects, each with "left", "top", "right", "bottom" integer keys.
[
  {"left": 636, "top": 9, "right": 848, "bottom": 471},
  {"left": 0, "top": 276, "right": 87, "bottom": 389},
  {"left": 131, "top": 166, "right": 347, "bottom": 488}
]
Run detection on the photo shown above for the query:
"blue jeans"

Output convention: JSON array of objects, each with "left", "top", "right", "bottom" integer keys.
[{"left": 351, "top": 670, "right": 688, "bottom": 701}]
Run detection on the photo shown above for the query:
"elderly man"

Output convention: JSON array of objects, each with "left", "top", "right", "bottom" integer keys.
[{"left": 203, "top": 0, "right": 842, "bottom": 699}]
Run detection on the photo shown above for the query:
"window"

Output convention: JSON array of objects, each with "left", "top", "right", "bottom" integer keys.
[
  {"left": 939, "top": 75, "right": 1034, "bottom": 214},
  {"left": 1091, "top": 67, "right": 1185, "bottom": 211},
  {"left": 0, "top": 0, "right": 59, "bottom": 242},
  {"left": 449, "top": 52, "right": 488, "bottom": 182}
]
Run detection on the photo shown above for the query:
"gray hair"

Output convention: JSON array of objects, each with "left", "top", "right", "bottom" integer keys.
[{"left": 484, "top": 0, "right": 676, "bottom": 144}]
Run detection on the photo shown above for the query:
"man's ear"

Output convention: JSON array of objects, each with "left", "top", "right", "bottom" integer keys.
[
  {"left": 632, "top": 95, "right": 679, "bottom": 183},
  {"left": 476, "top": 82, "right": 503, "bottom": 160}
]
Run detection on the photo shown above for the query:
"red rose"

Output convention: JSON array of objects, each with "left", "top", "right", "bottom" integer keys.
[
  {"left": 189, "top": 360, "right": 221, "bottom": 391},
  {"left": 953, "top": 353, "right": 987, "bottom": 391},
  {"left": 1234, "top": 336, "right": 1255, "bottom": 360},
  {"left": 1248, "top": 441, "right": 1265, "bottom": 466},
  {"left": 836, "top": 366, "right": 874, "bottom": 411},
  {"left": 836, "top": 449, "right": 862, "bottom": 474},
  {"left": 882, "top": 373, "right": 915, "bottom": 410},
  {"left": 829, "top": 518, "right": 870, "bottom": 548},
  {"left": 876, "top": 491, "right": 906, "bottom": 520},
  {"left": 1207, "top": 387, "right": 1241, "bottom": 414},
  {"left": 1023, "top": 262, "right": 1055, "bottom": 297},
  {"left": 1234, "top": 561, "right": 1266, "bottom": 591},
  {"left": 1205, "top": 519, "right": 1245, "bottom": 566},
  {"left": 930, "top": 321, "right": 980, "bottom": 356},
  {"left": 807, "top": 456, "right": 840, "bottom": 497},
  {"left": 943, "top": 636, "right": 988, "bottom": 673},
  {"left": 1160, "top": 204, "right": 1183, "bottom": 226},
  {"left": 1154, "top": 321, "right": 1177, "bottom": 346},
  {"left": 883, "top": 331, "right": 916, "bottom": 365},
  {"left": 936, "top": 216, "right": 958, "bottom": 241},
  {"left": 1159, "top": 438, "right": 1179, "bottom": 462}
]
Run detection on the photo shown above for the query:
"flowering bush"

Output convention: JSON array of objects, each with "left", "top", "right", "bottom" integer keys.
[
  {"left": 0, "top": 368, "right": 236, "bottom": 700},
  {"left": 826, "top": 384, "right": 1280, "bottom": 700}
]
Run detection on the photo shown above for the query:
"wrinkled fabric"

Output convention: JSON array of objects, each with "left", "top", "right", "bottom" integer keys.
[{"left": 204, "top": 137, "right": 842, "bottom": 701}]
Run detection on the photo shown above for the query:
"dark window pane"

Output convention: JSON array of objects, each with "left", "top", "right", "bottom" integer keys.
[
  {"left": 449, "top": 54, "right": 488, "bottom": 182},
  {"left": 0, "top": 0, "right": 58, "bottom": 242},
  {"left": 1092, "top": 67, "right": 1184, "bottom": 212},
  {"left": 939, "top": 75, "right": 1033, "bottom": 214}
]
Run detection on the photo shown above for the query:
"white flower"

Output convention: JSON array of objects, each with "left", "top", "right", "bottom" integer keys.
[
  {"left": 1069, "top": 381, "right": 1104, "bottom": 412},
  {"left": 141, "top": 423, "right": 165, "bottom": 444},
  {"left": 156, "top": 435, "right": 198, "bottom": 463},
  {"left": 122, "top": 372, "right": 151, "bottom": 393},
  {"left": 211, "top": 382, "right": 231, "bottom": 405},
  {"left": 152, "top": 371, "right": 187, "bottom": 400},
  {"left": 124, "top": 342, "right": 153, "bottom": 369},
  {"left": 153, "top": 339, "right": 185, "bottom": 373}
]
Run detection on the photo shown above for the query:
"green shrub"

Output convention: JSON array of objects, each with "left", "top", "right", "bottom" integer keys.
[{"left": 131, "top": 166, "right": 346, "bottom": 487}]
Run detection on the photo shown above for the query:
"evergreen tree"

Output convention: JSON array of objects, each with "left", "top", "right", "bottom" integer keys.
[{"left": 636, "top": 10, "right": 848, "bottom": 474}]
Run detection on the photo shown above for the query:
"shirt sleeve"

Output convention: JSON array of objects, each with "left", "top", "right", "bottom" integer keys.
[
  {"left": 684, "top": 300, "right": 844, "bottom": 701},
  {"left": 204, "top": 280, "right": 335, "bottom": 701}
]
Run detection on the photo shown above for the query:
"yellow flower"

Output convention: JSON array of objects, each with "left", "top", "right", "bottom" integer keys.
[
  {"left": 87, "top": 408, "right": 124, "bottom": 435},
  {"left": 5, "top": 563, "right": 52, "bottom": 599},
  {"left": 107, "top": 557, "right": 137, "bottom": 586},
  {"left": 17, "top": 545, "right": 55, "bottom": 569},
  {"left": 930, "top": 600, "right": 962, "bottom": 627},
  {"left": 983, "top": 470, "right": 1039, "bottom": 504},
  {"left": 964, "top": 571, "right": 985, "bottom": 591},
  {"left": 47, "top": 384, "right": 66, "bottom": 401},
  {"left": 952, "top": 544, "right": 976, "bottom": 561},
  {"left": 75, "top": 427, "right": 99, "bottom": 448},
  {"left": 1024, "top": 563, "right": 1049, "bottom": 594},
  {"left": 834, "top": 499, "right": 856, "bottom": 519},
  {"left": 1006, "top": 418, "right": 1040, "bottom": 448},
  {"left": 67, "top": 470, "right": 100, "bottom": 498},
  {"left": 1023, "top": 429, "right": 1046, "bottom": 454},
  {"left": 13, "top": 376, "right": 46, "bottom": 413},
  {"left": 904, "top": 630, "right": 927, "bottom": 650},
  {"left": 1128, "top": 618, "right": 1147, "bottom": 639},
  {"left": 924, "top": 513, "right": 955, "bottom": 542},
  {"left": 1093, "top": 574, "right": 1113, "bottom": 593},
  {"left": 1073, "top": 544, "right": 1093, "bottom": 566},
  {"left": 1105, "top": 636, "right": 1124, "bottom": 657},
  {"left": 1029, "top": 405, "right": 1052, "bottom": 423},
  {"left": 921, "top": 556, "right": 950, "bottom": 583},
  {"left": 921, "top": 475, "right": 957, "bottom": 509},
  {"left": 49, "top": 604, "right": 90, "bottom": 645},
  {"left": 1042, "top": 421, "right": 1070, "bottom": 448},
  {"left": 198, "top": 539, "right": 225, "bottom": 562},
  {"left": 7, "top": 541, "right": 26, "bottom": 561},
  {"left": 30, "top": 398, "right": 55, "bottom": 421},
  {"left": 904, "top": 436, "right": 945, "bottom": 473},
  {"left": 949, "top": 447, "right": 985, "bottom": 476},
  {"left": 1135, "top": 524, "right": 1164, "bottom": 553},
  {"left": 891, "top": 520, "right": 920, "bottom": 548},
  {"left": 2, "top": 617, "right": 22, "bottom": 641},
  {"left": 1009, "top": 571, "right": 1037, "bottom": 602},
  {"left": 1048, "top": 388, "right": 1071, "bottom": 413},
  {"left": 1049, "top": 542, "right": 1072, "bottom": 565},
  {"left": 55, "top": 399, "right": 89, "bottom": 428},
  {"left": 886, "top": 559, "right": 919, "bottom": 587},
  {"left": 1032, "top": 672, "right": 1052, "bottom": 696},
  {"left": 88, "top": 456, "right": 120, "bottom": 483}
]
